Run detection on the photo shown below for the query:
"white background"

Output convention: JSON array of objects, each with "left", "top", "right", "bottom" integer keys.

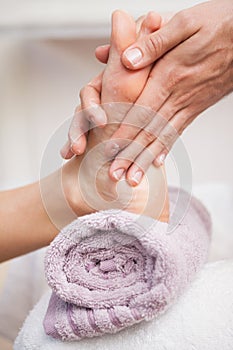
[{"left": 0, "top": 0, "right": 232, "bottom": 190}]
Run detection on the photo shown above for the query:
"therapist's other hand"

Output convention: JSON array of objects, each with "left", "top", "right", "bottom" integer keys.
[{"left": 107, "top": 0, "right": 233, "bottom": 181}]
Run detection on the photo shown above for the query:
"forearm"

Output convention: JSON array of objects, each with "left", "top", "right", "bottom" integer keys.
[
  {"left": 0, "top": 182, "right": 55, "bottom": 261},
  {"left": 0, "top": 167, "right": 81, "bottom": 262}
]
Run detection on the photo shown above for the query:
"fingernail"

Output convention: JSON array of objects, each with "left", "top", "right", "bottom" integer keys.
[
  {"left": 112, "top": 168, "right": 125, "bottom": 181},
  {"left": 156, "top": 153, "right": 166, "bottom": 166},
  {"left": 131, "top": 170, "right": 143, "bottom": 185},
  {"left": 124, "top": 48, "right": 143, "bottom": 66}
]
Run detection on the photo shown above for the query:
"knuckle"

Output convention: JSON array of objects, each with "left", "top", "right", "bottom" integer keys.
[
  {"left": 167, "top": 69, "right": 183, "bottom": 89},
  {"left": 146, "top": 120, "right": 162, "bottom": 138},
  {"left": 147, "top": 72, "right": 169, "bottom": 102},
  {"left": 159, "top": 128, "right": 177, "bottom": 148},
  {"left": 154, "top": 115, "right": 168, "bottom": 135},
  {"left": 116, "top": 124, "right": 134, "bottom": 141},
  {"left": 164, "top": 105, "right": 176, "bottom": 117},
  {"left": 166, "top": 65, "right": 192, "bottom": 91},
  {"left": 173, "top": 91, "right": 193, "bottom": 109},
  {"left": 141, "top": 129, "right": 156, "bottom": 144},
  {"left": 175, "top": 10, "right": 193, "bottom": 30},
  {"left": 146, "top": 32, "right": 165, "bottom": 58},
  {"left": 155, "top": 139, "right": 166, "bottom": 151},
  {"left": 133, "top": 107, "right": 153, "bottom": 129},
  {"left": 117, "top": 144, "right": 139, "bottom": 163}
]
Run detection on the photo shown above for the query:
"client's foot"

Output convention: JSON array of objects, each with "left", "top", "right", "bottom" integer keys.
[{"left": 64, "top": 11, "right": 169, "bottom": 222}]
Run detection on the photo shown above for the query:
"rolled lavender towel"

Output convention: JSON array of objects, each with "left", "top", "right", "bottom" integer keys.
[{"left": 44, "top": 188, "right": 211, "bottom": 341}]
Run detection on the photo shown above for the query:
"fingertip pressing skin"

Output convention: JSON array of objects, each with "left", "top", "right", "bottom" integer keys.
[
  {"left": 95, "top": 45, "right": 110, "bottom": 64},
  {"left": 60, "top": 141, "right": 74, "bottom": 159},
  {"left": 111, "top": 168, "right": 125, "bottom": 182},
  {"left": 154, "top": 152, "right": 167, "bottom": 167},
  {"left": 70, "top": 139, "right": 86, "bottom": 156},
  {"left": 127, "top": 169, "right": 144, "bottom": 187}
]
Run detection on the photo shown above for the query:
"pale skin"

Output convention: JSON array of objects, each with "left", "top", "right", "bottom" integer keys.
[
  {"left": 62, "top": 10, "right": 169, "bottom": 220},
  {"left": 0, "top": 11, "right": 168, "bottom": 263},
  {"left": 64, "top": 0, "right": 233, "bottom": 185}
]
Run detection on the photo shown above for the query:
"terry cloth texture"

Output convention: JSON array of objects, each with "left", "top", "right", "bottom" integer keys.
[{"left": 43, "top": 188, "right": 211, "bottom": 341}]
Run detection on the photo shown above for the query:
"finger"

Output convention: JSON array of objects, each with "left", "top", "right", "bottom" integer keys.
[
  {"left": 60, "top": 140, "right": 74, "bottom": 159},
  {"left": 126, "top": 145, "right": 156, "bottom": 186},
  {"left": 95, "top": 44, "right": 110, "bottom": 64},
  {"left": 108, "top": 112, "right": 168, "bottom": 180},
  {"left": 95, "top": 13, "right": 161, "bottom": 63},
  {"left": 135, "top": 15, "right": 146, "bottom": 35},
  {"left": 122, "top": 9, "right": 200, "bottom": 69},
  {"left": 105, "top": 105, "right": 156, "bottom": 157},
  {"left": 139, "top": 11, "right": 162, "bottom": 36},
  {"left": 137, "top": 11, "right": 173, "bottom": 37},
  {"left": 80, "top": 72, "right": 107, "bottom": 127},
  {"left": 113, "top": 85, "right": 191, "bottom": 168},
  {"left": 153, "top": 149, "right": 169, "bottom": 167},
  {"left": 60, "top": 105, "right": 88, "bottom": 159},
  {"left": 109, "top": 139, "right": 147, "bottom": 182},
  {"left": 153, "top": 111, "right": 196, "bottom": 167},
  {"left": 68, "top": 107, "right": 89, "bottom": 155},
  {"left": 63, "top": 72, "right": 106, "bottom": 158},
  {"left": 94, "top": 12, "right": 161, "bottom": 62},
  {"left": 160, "top": 12, "right": 176, "bottom": 26},
  {"left": 127, "top": 109, "right": 189, "bottom": 184},
  {"left": 126, "top": 142, "right": 167, "bottom": 186},
  {"left": 110, "top": 105, "right": 174, "bottom": 174},
  {"left": 105, "top": 14, "right": 169, "bottom": 157}
]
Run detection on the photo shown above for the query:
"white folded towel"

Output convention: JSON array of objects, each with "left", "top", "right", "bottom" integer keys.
[{"left": 14, "top": 260, "right": 233, "bottom": 350}]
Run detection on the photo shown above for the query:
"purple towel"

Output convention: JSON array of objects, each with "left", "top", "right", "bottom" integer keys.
[{"left": 43, "top": 188, "right": 211, "bottom": 341}]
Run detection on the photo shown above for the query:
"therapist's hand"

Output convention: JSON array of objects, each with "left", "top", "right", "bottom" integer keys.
[
  {"left": 105, "top": 0, "right": 233, "bottom": 181},
  {"left": 60, "top": 12, "right": 161, "bottom": 160}
]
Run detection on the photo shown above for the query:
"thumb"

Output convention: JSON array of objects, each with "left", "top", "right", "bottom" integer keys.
[{"left": 122, "top": 10, "right": 198, "bottom": 69}]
